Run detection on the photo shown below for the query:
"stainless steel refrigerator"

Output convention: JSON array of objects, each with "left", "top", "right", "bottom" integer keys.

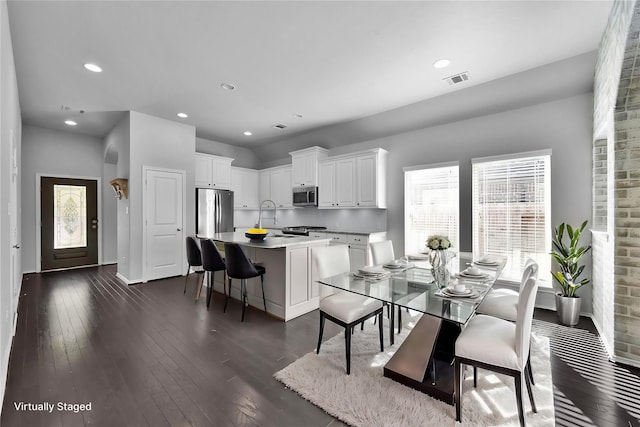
[{"left": 196, "top": 188, "right": 234, "bottom": 237}]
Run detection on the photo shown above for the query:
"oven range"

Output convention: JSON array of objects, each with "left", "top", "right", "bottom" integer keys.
[{"left": 280, "top": 226, "right": 327, "bottom": 236}]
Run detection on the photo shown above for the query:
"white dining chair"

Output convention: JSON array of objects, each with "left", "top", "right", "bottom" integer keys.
[
  {"left": 313, "top": 245, "right": 384, "bottom": 375},
  {"left": 454, "top": 276, "right": 539, "bottom": 427},
  {"left": 369, "top": 240, "right": 406, "bottom": 339},
  {"left": 476, "top": 258, "right": 538, "bottom": 322},
  {"left": 370, "top": 240, "right": 395, "bottom": 265}
]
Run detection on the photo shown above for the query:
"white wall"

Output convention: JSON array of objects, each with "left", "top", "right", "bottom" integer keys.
[
  {"left": 251, "top": 93, "right": 594, "bottom": 312},
  {"left": 20, "top": 125, "right": 106, "bottom": 272},
  {"left": 128, "top": 111, "right": 196, "bottom": 282},
  {"left": 196, "top": 137, "right": 261, "bottom": 169},
  {"left": 0, "top": 0, "right": 22, "bottom": 411},
  {"left": 104, "top": 115, "right": 130, "bottom": 279}
]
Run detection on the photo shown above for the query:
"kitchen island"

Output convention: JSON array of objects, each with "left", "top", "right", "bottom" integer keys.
[{"left": 204, "top": 232, "right": 332, "bottom": 321}]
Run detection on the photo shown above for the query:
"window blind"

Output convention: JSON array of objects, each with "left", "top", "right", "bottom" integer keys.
[
  {"left": 472, "top": 152, "right": 551, "bottom": 283},
  {"left": 404, "top": 163, "right": 459, "bottom": 254}
]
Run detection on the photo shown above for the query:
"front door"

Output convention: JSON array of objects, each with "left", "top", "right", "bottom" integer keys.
[
  {"left": 41, "top": 177, "right": 98, "bottom": 271},
  {"left": 145, "top": 168, "right": 184, "bottom": 281}
]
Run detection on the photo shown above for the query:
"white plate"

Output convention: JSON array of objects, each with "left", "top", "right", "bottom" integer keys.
[
  {"left": 444, "top": 287, "right": 471, "bottom": 295},
  {"left": 441, "top": 289, "right": 479, "bottom": 298},
  {"left": 383, "top": 263, "right": 405, "bottom": 270},
  {"left": 358, "top": 266, "right": 386, "bottom": 275},
  {"left": 458, "top": 272, "right": 489, "bottom": 279},
  {"left": 461, "top": 270, "right": 486, "bottom": 277},
  {"left": 475, "top": 259, "right": 500, "bottom": 266}
]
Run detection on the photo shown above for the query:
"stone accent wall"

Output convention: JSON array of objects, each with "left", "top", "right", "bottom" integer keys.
[
  {"left": 613, "top": 1, "right": 640, "bottom": 364},
  {"left": 593, "top": 0, "right": 636, "bottom": 364}
]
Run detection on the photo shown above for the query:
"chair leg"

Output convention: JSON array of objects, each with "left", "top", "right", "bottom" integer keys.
[
  {"left": 345, "top": 325, "right": 352, "bottom": 375},
  {"left": 528, "top": 349, "right": 535, "bottom": 385},
  {"left": 260, "top": 274, "right": 267, "bottom": 312},
  {"left": 316, "top": 312, "right": 326, "bottom": 354},
  {"left": 206, "top": 271, "right": 214, "bottom": 310},
  {"left": 184, "top": 263, "right": 191, "bottom": 294},
  {"left": 524, "top": 366, "right": 537, "bottom": 413},
  {"left": 378, "top": 311, "right": 384, "bottom": 352},
  {"left": 389, "top": 303, "right": 395, "bottom": 346},
  {"left": 454, "top": 358, "right": 462, "bottom": 422},
  {"left": 473, "top": 366, "right": 478, "bottom": 388},
  {"left": 224, "top": 278, "right": 231, "bottom": 313},
  {"left": 241, "top": 279, "right": 247, "bottom": 322},
  {"left": 514, "top": 373, "right": 525, "bottom": 427},
  {"left": 196, "top": 272, "right": 204, "bottom": 301},
  {"left": 397, "top": 304, "right": 402, "bottom": 334}
]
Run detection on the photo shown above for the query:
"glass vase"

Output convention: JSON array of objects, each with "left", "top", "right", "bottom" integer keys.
[{"left": 429, "top": 249, "right": 451, "bottom": 289}]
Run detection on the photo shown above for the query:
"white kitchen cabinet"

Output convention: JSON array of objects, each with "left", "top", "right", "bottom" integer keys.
[
  {"left": 290, "top": 146, "right": 328, "bottom": 187},
  {"left": 318, "top": 148, "right": 387, "bottom": 209},
  {"left": 318, "top": 157, "right": 356, "bottom": 208},
  {"left": 312, "top": 231, "right": 387, "bottom": 270},
  {"left": 194, "top": 153, "right": 233, "bottom": 189},
  {"left": 356, "top": 150, "right": 386, "bottom": 208},
  {"left": 259, "top": 165, "right": 293, "bottom": 209},
  {"left": 231, "top": 167, "right": 259, "bottom": 209}
]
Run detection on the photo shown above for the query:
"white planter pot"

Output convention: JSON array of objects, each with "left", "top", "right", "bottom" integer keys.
[{"left": 555, "top": 293, "right": 581, "bottom": 326}]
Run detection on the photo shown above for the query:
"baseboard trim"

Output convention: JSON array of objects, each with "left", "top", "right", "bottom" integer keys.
[
  {"left": 115, "top": 273, "right": 141, "bottom": 285},
  {"left": 586, "top": 313, "right": 615, "bottom": 360},
  {"left": 612, "top": 353, "right": 640, "bottom": 369}
]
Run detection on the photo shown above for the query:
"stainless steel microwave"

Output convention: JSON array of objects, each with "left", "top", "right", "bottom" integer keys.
[{"left": 292, "top": 186, "right": 318, "bottom": 207}]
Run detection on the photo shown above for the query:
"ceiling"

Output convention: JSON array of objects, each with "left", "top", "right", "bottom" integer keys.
[{"left": 7, "top": 1, "right": 613, "bottom": 148}]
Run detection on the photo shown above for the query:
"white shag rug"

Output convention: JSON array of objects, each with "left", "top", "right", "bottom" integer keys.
[{"left": 275, "top": 315, "right": 554, "bottom": 427}]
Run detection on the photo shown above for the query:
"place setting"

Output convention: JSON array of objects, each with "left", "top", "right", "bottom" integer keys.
[
  {"left": 353, "top": 265, "right": 391, "bottom": 281},
  {"left": 436, "top": 281, "right": 481, "bottom": 299},
  {"left": 381, "top": 258, "right": 413, "bottom": 272},
  {"left": 472, "top": 256, "right": 502, "bottom": 269},
  {"left": 456, "top": 265, "right": 491, "bottom": 281}
]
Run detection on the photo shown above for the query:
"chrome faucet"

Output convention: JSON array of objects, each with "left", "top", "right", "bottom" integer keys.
[{"left": 256, "top": 199, "right": 278, "bottom": 229}]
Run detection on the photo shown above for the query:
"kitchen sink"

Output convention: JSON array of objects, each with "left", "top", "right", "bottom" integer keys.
[{"left": 270, "top": 234, "right": 298, "bottom": 238}]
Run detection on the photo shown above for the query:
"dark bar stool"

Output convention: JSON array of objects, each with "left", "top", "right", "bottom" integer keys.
[
  {"left": 223, "top": 243, "right": 266, "bottom": 322},
  {"left": 200, "top": 239, "right": 227, "bottom": 310},
  {"left": 184, "top": 236, "right": 205, "bottom": 300}
]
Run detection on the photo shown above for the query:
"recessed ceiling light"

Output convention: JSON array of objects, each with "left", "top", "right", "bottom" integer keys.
[
  {"left": 177, "top": 112, "right": 188, "bottom": 118},
  {"left": 83, "top": 63, "right": 103, "bottom": 73},
  {"left": 65, "top": 120, "right": 77, "bottom": 126},
  {"left": 433, "top": 59, "right": 451, "bottom": 69},
  {"left": 220, "top": 82, "right": 236, "bottom": 91},
  {"left": 244, "top": 131, "right": 252, "bottom": 136},
  {"left": 293, "top": 113, "right": 303, "bottom": 119}
]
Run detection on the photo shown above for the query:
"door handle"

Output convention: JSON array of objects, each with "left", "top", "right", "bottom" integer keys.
[
  {"left": 177, "top": 228, "right": 182, "bottom": 231},
  {"left": 12, "top": 244, "right": 20, "bottom": 249}
]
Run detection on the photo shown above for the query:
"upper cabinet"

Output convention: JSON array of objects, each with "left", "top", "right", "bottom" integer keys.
[
  {"left": 318, "top": 148, "right": 387, "bottom": 209},
  {"left": 318, "top": 157, "right": 356, "bottom": 208},
  {"left": 290, "top": 146, "right": 328, "bottom": 187},
  {"left": 195, "top": 153, "right": 233, "bottom": 189},
  {"left": 259, "top": 165, "right": 293, "bottom": 209},
  {"left": 231, "top": 167, "right": 259, "bottom": 209}
]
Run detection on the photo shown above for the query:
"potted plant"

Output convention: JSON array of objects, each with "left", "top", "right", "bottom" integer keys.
[{"left": 550, "top": 220, "right": 591, "bottom": 326}]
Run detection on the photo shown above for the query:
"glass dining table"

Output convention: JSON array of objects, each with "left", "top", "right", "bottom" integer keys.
[{"left": 316, "top": 252, "right": 506, "bottom": 404}]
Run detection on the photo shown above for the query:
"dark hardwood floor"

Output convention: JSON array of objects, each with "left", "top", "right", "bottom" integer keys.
[{"left": 1, "top": 265, "right": 639, "bottom": 427}]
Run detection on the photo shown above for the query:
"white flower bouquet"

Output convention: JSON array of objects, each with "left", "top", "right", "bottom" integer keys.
[{"left": 426, "top": 235, "right": 451, "bottom": 250}]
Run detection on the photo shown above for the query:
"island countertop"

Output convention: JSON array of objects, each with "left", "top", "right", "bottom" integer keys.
[{"left": 200, "top": 232, "right": 332, "bottom": 249}]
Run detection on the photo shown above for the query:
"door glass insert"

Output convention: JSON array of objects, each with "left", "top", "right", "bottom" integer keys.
[{"left": 54, "top": 184, "right": 87, "bottom": 249}]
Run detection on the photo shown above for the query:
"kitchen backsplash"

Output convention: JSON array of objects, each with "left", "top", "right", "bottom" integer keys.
[{"left": 235, "top": 208, "right": 387, "bottom": 232}]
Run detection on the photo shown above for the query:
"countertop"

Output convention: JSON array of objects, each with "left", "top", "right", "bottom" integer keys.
[
  {"left": 199, "top": 232, "right": 332, "bottom": 249},
  {"left": 235, "top": 227, "right": 387, "bottom": 236}
]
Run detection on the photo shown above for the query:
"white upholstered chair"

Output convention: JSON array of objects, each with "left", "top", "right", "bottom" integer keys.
[
  {"left": 454, "top": 276, "right": 539, "bottom": 427},
  {"left": 313, "top": 245, "right": 384, "bottom": 375},
  {"left": 476, "top": 258, "right": 538, "bottom": 322},
  {"left": 369, "top": 240, "right": 395, "bottom": 265}
]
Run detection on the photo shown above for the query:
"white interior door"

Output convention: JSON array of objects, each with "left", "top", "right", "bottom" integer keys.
[
  {"left": 9, "top": 130, "right": 20, "bottom": 333},
  {"left": 145, "top": 168, "right": 184, "bottom": 281}
]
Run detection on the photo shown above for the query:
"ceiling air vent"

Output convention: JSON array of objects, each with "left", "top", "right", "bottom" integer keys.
[
  {"left": 273, "top": 124, "right": 288, "bottom": 130},
  {"left": 443, "top": 71, "right": 470, "bottom": 86}
]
